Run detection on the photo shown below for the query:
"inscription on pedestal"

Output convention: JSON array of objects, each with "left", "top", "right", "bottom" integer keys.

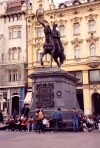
[{"left": 36, "top": 83, "right": 54, "bottom": 108}]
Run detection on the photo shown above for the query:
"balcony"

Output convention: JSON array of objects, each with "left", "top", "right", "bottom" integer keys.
[
  {"left": 64, "top": 56, "right": 100, "bottom": 68},
  {"left": 32, "top": 56, "right": 100, "bottom": 68},
  {"left": 6, "top": 0, "right": 25, "bottom": 13},
  {"left": 0, "top": 59, "right": 26, "bottom": 65},
  {"left": 86, "top": 56, "right": 100, "bottom": 68}
]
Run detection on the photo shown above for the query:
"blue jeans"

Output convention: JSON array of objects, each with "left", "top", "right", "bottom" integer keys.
[
  {"left": 73, "top": 119, "right": 79, "bottom": 131},
  {"left": 53, "top": 119, "right": 61, "bottom": 131},
  {"left": 36, "top": 120, "right": 43, "bottom": 132},
  {"left": 27, "top": 124, "right": 34, "bottom": 131}
]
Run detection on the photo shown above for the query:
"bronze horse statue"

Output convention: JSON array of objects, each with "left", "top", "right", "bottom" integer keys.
[{"left": 37, "top": 17, "right": 66, "bottom": 67}]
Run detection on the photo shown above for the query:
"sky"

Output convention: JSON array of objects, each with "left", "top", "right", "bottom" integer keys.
[
  {"left": 53, "top": 0, "right": 75, "bottom": 7},
  {"left": 53, "top": 0, "right": 67, "bottom": 6},
  {"left": 53, "top": 0, "right": 87, "bottom": 7}
]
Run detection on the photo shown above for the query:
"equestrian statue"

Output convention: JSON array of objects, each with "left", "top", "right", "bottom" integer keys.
[{"left": 36, "top": 14, "right": 66, "bottom": 68}]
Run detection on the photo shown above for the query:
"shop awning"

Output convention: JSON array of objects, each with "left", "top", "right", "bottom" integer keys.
[{"left": 24, "top": 92, "right": 32, "bottom": 104}]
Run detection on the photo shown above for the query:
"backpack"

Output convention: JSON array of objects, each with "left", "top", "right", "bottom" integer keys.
[{"left": 37, "top": 110, "right": 44, "bottom": 120}]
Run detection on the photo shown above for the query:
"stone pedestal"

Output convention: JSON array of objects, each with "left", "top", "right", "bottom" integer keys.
[{"left": 29, "top": 67, "right": 80, "bottom": 119}]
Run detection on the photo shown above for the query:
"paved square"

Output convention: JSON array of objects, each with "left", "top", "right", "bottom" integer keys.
[{"left": 0, "top": 130, "right": 100, "bottom": 148}]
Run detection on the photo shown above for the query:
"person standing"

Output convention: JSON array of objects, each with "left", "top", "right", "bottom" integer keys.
[
  {"left": 27, "top": 117, "right": 34, "bottom": 132},
  {"left": 35, "top": 108, "right": 44, "bottom": 133},
  {"left": 12, "top": 109, "right": 17, "bottom": 120},
  {"left": 52, "top": 108, "right": 62, "bottom": 132},
  {"left": 21, "top": 104, "right": 30, "bottom": 118},
  {"left": 0, "top": 110, "right": 4, "bottom": 124},
  {"left": 3, "top": 108, "right": 7, "bottom": 119},
  {"left": 98, "top": 116, "right": 100, "bottom": 131},
  {"left": 72, "top": 108, "right": 80, "bottom": 132}
]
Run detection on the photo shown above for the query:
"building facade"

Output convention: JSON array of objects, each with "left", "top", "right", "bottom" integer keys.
[
  {"left": 0, "top": 0, "right": 27, "bottom": 114},
  {"left": 27, "top": 0, "right": 100, "bottom": 115}
]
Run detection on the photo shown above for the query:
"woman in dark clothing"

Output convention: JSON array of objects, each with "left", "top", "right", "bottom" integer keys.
[{"left": 0, "top": 110, "right": 4, "bottom": 124}]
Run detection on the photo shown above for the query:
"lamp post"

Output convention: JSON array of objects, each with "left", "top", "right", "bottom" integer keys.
[
  {"left": 35, "top": 4, "right": 47, "bottom": 28},
  {"left": 36, "top": 4, "right": 44, "bottom": 19}
]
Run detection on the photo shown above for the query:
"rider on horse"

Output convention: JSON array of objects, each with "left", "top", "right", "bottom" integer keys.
[
  {"left": 36, "top": 14, "right": 65, "bottom": 67},
  {"left": 51, "top": 22, "right": 64, "bottom": 54}
]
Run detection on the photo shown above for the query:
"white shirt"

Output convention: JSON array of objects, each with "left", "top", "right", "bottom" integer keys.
[{"left": 42, "top": 118, "right": 50, "bottom": 127}]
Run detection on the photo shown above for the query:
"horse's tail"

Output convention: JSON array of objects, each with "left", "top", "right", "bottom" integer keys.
[{"left": 60, "top": 52, "right": 66, "bottom": 65}]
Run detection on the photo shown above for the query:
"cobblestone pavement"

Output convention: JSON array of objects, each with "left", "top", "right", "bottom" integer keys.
[{"left": 0, "top": 130, "right": 100, "bottom": 148}]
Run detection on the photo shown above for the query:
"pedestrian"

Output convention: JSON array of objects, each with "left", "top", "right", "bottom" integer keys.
[
  {"left": 12, "top": 109, "right": 17, "bottom": 120},
  {"left": 0, "top": 110, "right": 4, "bottom": 124},
  {"left": 27, "top": 117, "right": 34, "bottom": 132},
  {"left": 72, "top": 108, "right": 80, "bottom": 132},
  {"left": 3, "top": 107, "right": 7, "bottom": 119},
  {"left": 98, "top": 116, "right": 100, "bottom": 131},
  {"left": 21, "top": 104, "right": 30, "bottom": 118},
  {"left": 35, "top": 108, "right": 44, "bottom": 133},
  {"left": 52, "top": 108, "right": 62, "bottom": 132}
]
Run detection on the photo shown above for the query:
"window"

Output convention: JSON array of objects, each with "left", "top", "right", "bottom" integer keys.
[
  {"left": 89, "top": 44, "right": 96, "bottom": 56},
  {"left": 74, "top": 46, "right": 80, "bottom": 59},
  {"left": 12, "top": 48, "right": 17, "bottom": 60},
  {"left": 18, "top": 47, "right": 21, "bottom": 59},
  {"left": 69, "top": 71, "right": 83, "bottom": 84},
  {"left": 59, "top": 25, "right": 65, "bottom": 36},
  {"left": 8, "top": 49, "right": 12, "bottom": 60},
  {"left": 8, "top": 16, "right": 10, "bottom": 22},
  {"left": 14, "top": 15, "right": 17, "bottom": 21},
  {"left": 19, "top": 73, "right": 21, "bottom": 81},
  {"left": 76, "top": 71, "right": 83, "bottom": 83},
  {"left": 89, "top": 70, "right": 100, "bottom": 83},
  {"left": 8, "top": 47, "right": 21, "bottom": 60},
  {"left": 73, "top": 23, "right": 80, "bottom": 35},
  {"left": 36, "top": 27, "right": 43, "bottom": 37},
  {"left": 6, "top": 17, "right": 9, "bottom": 23},
  {"left": 17, "top": 14, "right": 22, "bottom": 20},
  {"left": 5, "top": 14, "right": 22, "bottom": 23},
  {"left": 2, "top": 54, "right": 4, "bottom": 60},
  {"left": 9, "top": 26, "right": 21, "bottom": 39},
  {"left": 10, "top": 16, "right": 14, "bottom": 22},
  {"left": 37, "top": 49, "right": 41, "bottom": 62},
  {"left": 8, "top": 70, "right": 18, "bottom": 82},
  {"left": 17, "top": 27, "right": 21, "bottom": 38},
  {"left": 88, "top": 20, "right": 95, "bottom": 32}
]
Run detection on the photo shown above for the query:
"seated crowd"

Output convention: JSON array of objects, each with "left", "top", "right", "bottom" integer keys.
[
  {"left": 0, "top": 114, "right": 54, "bottom": 132},
  {"left": 0, "top": 106, "right": 100, "bottom": 132}
]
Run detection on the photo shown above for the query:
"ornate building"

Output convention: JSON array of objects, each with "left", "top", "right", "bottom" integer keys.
[
  {"left": 0, "top": 0, "right": 27, "bottom": 114},
  {"left": 27, "top": 0, "right": 100, "bottom": 115}
]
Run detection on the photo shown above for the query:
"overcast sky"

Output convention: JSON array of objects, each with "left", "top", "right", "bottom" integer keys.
[{"left": 53, "top": 0, "right": 66, "bottom": 6}]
